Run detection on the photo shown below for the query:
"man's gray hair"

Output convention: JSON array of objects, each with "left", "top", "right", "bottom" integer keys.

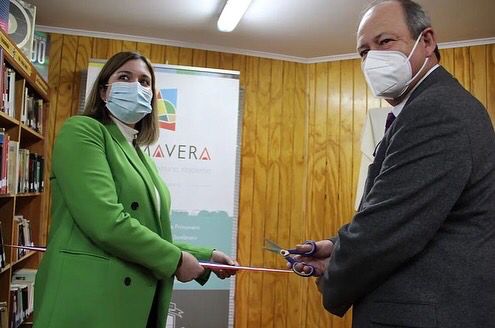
[{"left": 361, "top": 0, "right": 440, "bottom": 60}]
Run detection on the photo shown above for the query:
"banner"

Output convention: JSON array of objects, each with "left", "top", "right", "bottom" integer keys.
[{"left": 86, "top": 61, "right": 241, "bottom": 328}]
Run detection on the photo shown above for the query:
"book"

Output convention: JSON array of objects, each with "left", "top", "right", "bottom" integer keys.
[
  {"left": 9, "top": 286, "right": 19, "bottom": 327},
  {"left": 12, "top": 216, "right": 22, "bottom": 260},
  {"left": 12, "top": 215, "right": 32, "bottom": 260},
  {"left": 0, "top": 0, "right": 8, "bottom": 33},
  {"left": 0, "top": 220, "right": 5, "bottom": 268},
  {"left": 28, "top": 152, "right": 34, "bottom": 192},
  {"left": 1, "top": 64, "right": 6, "bottom": 112},
  {"left": 5, "top": 68, "right": 14, "bottom": 117},
  {"left": 12, "top": 268, "right": 36, "bottom": 281},
  {"left": 7, "top": 140, "right": 18, "bottom": 194},
  {"left": 33, "top": 98, "right": 43, "bottom": 132},
  {"left": 0, "top": 128, "right": 6, "bottom": 194},
  {"left": 10, "top": 283, "right": 28, "bottom": 325},
  {"left": 38, "top": 154, "right": 43, "bottom": 192},
  {"left": 17, "top": 148, "right": 29, "bottom": 193},
  {"left": 0, "top": 301, "right": 8, "bottom": 328},
  {"left": 0, "top": 49, "right": 3, "bottom": 111},
  {"left": 12, "top": 269, "right": 36, "bottom": 320}
]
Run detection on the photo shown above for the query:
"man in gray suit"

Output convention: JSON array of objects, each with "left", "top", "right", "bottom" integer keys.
[{"left": 292, "top": 0, "right": 495, "bottom": 326}]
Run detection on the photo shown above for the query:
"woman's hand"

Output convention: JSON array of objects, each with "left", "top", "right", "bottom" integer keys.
[
  {"left": 210, "top": 250, "right": 239, "bottom": 279},
  {"left": 175, "top": 251, "right": 205, "bottom": 282}
]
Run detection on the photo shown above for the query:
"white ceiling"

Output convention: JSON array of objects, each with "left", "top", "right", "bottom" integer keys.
[{"left": 30, "top": 0, "right": 495, "bottom": 62}]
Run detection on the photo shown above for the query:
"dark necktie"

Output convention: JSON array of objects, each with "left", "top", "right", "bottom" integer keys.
[
  {"left": 385, "top": 112, "right": 396, "bottom": 132},
  {"left": 374, "top": 112, "right": 397, "bottom": 157}
]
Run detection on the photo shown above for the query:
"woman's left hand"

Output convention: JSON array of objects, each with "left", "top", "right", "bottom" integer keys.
[{"left": 210, "top": 250, "right": 239, "bottom": 279}]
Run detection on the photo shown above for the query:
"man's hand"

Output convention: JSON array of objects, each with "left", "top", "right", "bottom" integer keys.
[{"left": 291, "top": 239, "right": 334, "bottom": 277}]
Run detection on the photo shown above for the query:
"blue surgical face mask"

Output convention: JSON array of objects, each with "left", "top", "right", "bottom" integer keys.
[{"left": 105, "top": 81, "right": 153, "bottom": 124}]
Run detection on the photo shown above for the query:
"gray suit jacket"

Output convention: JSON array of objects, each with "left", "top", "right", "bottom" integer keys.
[{"left": 321, "top": 66, "right": 495, "bottom": 327}]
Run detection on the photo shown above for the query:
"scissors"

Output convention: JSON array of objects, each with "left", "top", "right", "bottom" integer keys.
[{"left": 264, "top": 239, "right": 317, "bottom": 277}]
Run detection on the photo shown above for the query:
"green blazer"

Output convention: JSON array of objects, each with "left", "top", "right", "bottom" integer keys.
[{"left": 34, "top": 116, "right": 213, "bottom": 328}]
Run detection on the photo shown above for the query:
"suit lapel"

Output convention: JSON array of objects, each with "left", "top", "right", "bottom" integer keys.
[
  {"left": 105, "top": 123, "right": 163, "bottom": 233},
  {"left": 137, "top": 151, "right": 167, "bottom": 209},
  {"left": 137, "top": 151, "right": 169, "bottom": 235}
]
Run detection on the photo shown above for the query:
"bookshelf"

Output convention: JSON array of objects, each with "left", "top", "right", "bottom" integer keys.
[{"left": 0, "top": 27, "right": 48, "bottom": 328}]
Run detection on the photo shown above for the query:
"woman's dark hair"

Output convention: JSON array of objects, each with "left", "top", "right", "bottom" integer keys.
[{"left": 83, "top": 51, "right": 159, "bottom": 145}]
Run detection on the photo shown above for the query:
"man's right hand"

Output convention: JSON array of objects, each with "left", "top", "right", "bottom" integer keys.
[
  {"left": 175, "top": 251, "right": 205, "bottom": 282},
  {"left": 295, "top": 239, "right": 334, "bottom": 258},
  {"left": 291, "top": 239, "right": 334, "bottom": 276}
]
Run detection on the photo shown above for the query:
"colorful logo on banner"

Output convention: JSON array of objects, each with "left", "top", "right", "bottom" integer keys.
[
  {"left": 157, "top": 88, "right": 177, "bottom": 131},
  {"left": 150, "top": 88, "right": 212, "bottom": 161}
]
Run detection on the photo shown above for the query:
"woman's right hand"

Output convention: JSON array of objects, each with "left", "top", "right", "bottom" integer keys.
[{"left": 175, "top": 251, "right": 205, "bottom": 282}]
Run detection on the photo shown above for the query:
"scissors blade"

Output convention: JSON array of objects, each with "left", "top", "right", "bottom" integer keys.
[{"left": 263, "top": 239, "right": 283, "bottom": 253}]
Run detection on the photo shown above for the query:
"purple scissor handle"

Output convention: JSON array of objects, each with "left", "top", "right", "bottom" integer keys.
[
  {"left": 285, "top": 240, "right": 317, "bottom": 256},
  {"left": 264, "top": 239, "right": 317, "bottom": 277}
]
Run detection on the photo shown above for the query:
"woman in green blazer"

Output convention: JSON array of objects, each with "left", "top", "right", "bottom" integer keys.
[{"left": 33, "top": 52, "right": 237, "bottom": 328}]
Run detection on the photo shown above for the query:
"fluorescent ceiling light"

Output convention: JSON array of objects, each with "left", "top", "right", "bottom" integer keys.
[{"left": 217, "top": 0, "right": 252, "bottom": 32}]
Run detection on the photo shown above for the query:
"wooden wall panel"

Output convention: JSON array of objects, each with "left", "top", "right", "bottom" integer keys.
[
  {"left": 352, "top": 60, "right": 368, "bottom": 208},
  {"left": 247, "top": 57, "right": 271, "bottom": 327},
  {"left": 192, "top": 49, "right": 207, "bottom": 67},
  {"left": 440, "top": 48, "right": 455, "bottom": 75},
  {"left": 42, "top": 33, "right": 63, "bottom": 243},
  {"left": 454, "top": 47, "right": 471, "bottom": 91},
  {"left": 107, "top": 40, "right": 123, "bottom": 58},
  {"left": 150, "top": 44, "right": 166, "bottom": 64},
  {"left": 71, "top": 37, "right": 92, "bottom": 116},
  {"left": 45, "top": 34, "right": 494, "bottom": 328},
  {"left": 326, "top": 61, "right": 347, "bottom": 328},
  {"left": 178, "top": 47, "right": 193, "bottom": 66},
  {"left": 469, "top": 46, "right": 487, "bottom": 107},
  {"left": 487, "top": 45, "right": 495, "bottom": 124},
  {"left": 220, "top": 52, "right": 234, "bottom": 70},
  {"left": 232, "top": 54, "right": 246, "bottom": 80},
  {"left": 122, "top": 40, "right": 138, "bottom": 52},
  {"left": 166, "top": 47, "right": 179, "bottom": 65},
  {"left": 338, "top": 60, "right": 354, "bottom": 227},
  {"left": 136, "top": 42, "right": 151, "bottom": 59},
  {"left": 273, "top": 61, "right": 294, "bottom": 328},
  {"left": 207, "top": 51, "right": 221, "bottom": 68},
  {"left": 259, "top": 59, "right": 282, "bottom": 328},
  {"left": 55, "top": 35, "right": 78, "bottom": 133},
  {"left": 91, "top": 38, "right": 108, "bottom": 58},
  {"left": 286, "top": 62, "right": 309, "bottom": 328},
  {"left": 235, "top": 55, "right": 258, "bottom": 328}
]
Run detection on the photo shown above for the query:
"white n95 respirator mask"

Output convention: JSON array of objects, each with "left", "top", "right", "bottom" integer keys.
[{"left": 362, "top": 33, "right": 429, "bottom": 99}]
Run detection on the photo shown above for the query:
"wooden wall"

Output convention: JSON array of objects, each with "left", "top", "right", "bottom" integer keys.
[{"left": 44, "top": 33, "right": 495, "bottom": 328}]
